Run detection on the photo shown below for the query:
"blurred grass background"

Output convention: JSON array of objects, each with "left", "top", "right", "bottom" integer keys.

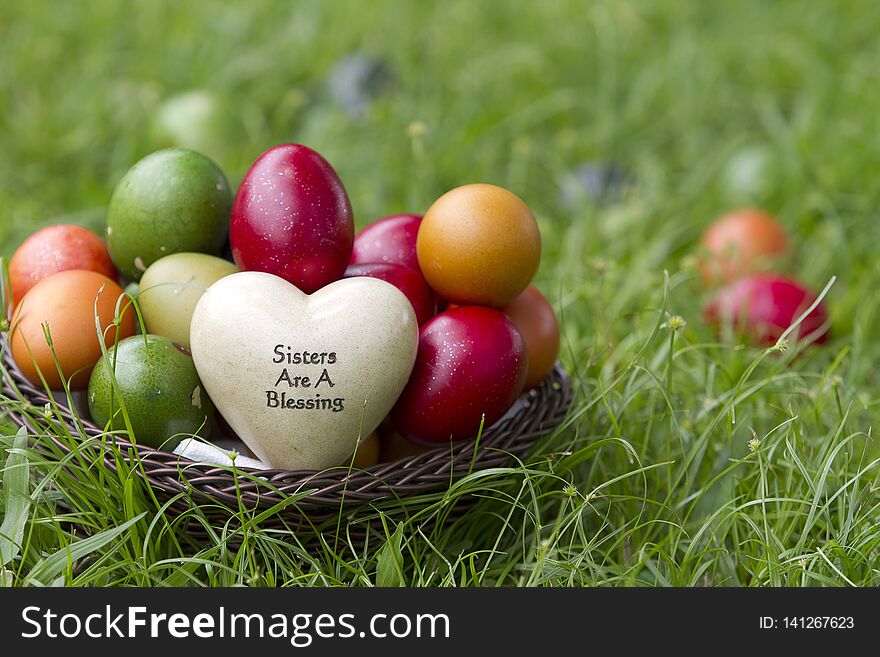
[
  {"left": 3, "top": 0, "right": 880, "bottom": 585},
  {"left": 5, "top": 1, "right": 880, "bottom": 268}
]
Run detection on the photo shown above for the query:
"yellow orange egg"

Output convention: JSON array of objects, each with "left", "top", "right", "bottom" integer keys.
[
  {"left": 10, "top": 270, "right": 136, "bottom": 390},
  {"left": 343, "top": 432, "right": 381, "bottom": 469},
  {"left": 417, "top": 184, "right": 541, "bottom": 307},
  {"left": 378, "top": 430, "right": 432, "bottom": 463}
]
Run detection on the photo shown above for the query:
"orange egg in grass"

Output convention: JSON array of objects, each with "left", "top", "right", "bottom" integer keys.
[
  {"left": 699, "top": 209, "right": 789, "bottom": 285},
  {"left": 417, "top": 184, "right": 541, "bottom": 307},
  {"left": 10, "top": 270, "right": 136, "bottom": 390},
  {"left": 500, "top": 285, "right": 560, "bottom": 390}
]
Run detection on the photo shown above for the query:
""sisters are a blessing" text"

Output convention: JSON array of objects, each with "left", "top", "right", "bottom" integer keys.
[{"left": 266, "top": 345, "right": 345, "bottom": 412}]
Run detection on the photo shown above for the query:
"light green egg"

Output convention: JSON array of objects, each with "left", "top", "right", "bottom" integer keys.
[{"left": 139, "top": 253, "right": 237, "bottom": 349}]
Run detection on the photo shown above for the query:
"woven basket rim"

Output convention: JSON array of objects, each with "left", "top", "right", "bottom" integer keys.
[{"left": 1, "top": 336, "right": 573, "bottom": 515}]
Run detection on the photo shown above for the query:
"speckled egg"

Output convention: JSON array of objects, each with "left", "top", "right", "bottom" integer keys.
[
  {"left": 390, "top": 306, "right": 527, "bottom": 443},
  {"left": 230, "top": 144, "right": 354, "bottom": 294}
]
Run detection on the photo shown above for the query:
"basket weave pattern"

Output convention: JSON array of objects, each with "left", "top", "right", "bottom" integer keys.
[{"left": 2, "top": 339, "right": 572, "bottom": 531}]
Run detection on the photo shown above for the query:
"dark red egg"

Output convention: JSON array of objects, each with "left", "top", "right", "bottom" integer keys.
[
  {"left": 230, "top": 144, "right": 354, "bottom": 294},
  {"left": 350, "top": 213, "right": 423, "bottom": 273},
  {"left": 390, "top": 306, "right": 528, "bottom": 443},
  {"left": 343, "top": 262, "right": 435, "bottom": 325},
  {"left": 704, "top": 274, "right": 829, "bottom": 346}
]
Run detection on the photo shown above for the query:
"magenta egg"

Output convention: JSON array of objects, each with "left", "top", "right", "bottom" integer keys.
[
  {"left": 704, "top": 274, "right": 829, "bottom": 345},
  {"left": 390, "top": 306, "right": 528, "bottom": 443},
  {"left": 230, "top": 144, "right": 354, "bottom": 294},
  {"left": 343, "top": 263, "right": 435, "bottom": 325},
  {"left": 350, "top": 213, "right": 422, "bottom": 273}
]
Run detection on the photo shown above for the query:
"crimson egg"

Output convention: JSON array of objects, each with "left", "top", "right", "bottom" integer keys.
[
  {"left": 350, "top": 213, "right": 423, "bottom": 274},
  {"left": 230, "top": 144, "right": 354, "bottom": 294},
  {"left": 704, "top": 274, "right": 829, "bottom": 346},
  {"left": 343, "top": 263, "right": 435, "bottom": 325},
  {"left": 390, "top": 306, "right": 527, "bottom": 443}
]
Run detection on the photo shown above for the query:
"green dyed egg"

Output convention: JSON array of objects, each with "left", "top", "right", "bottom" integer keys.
[
  {"left": 157, "top": 91, "right": 227, "bottom": 152},
  {"left": 139, "top": 252, "right": 237, "bottom": 349},
  {"left": 88, "top": 334, "right": 214, "bottom": 450},
  {"left": 106, "top": 148, "right": 232, "bottom": 281},
  {"left": 155, "top": 90, "right": 238, "bottom": 168}
]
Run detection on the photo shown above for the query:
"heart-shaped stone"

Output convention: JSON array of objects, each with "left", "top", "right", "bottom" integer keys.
[{"left": 190, "top": 271, "right": 418, "bottom": 470}]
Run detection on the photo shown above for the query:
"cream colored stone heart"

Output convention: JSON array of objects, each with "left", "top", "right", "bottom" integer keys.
[{"left": 189, "top": 271, "right": 418, "bottom": 470}]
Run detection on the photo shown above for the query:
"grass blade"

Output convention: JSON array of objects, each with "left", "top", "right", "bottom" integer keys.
[
  {"left": 0, "top": 427, "right": 31, "bottom": 568},
  {"left": 26, "top": 512, "right": 146, "bottom": 586},
  {"left": 375, "top": 521, "right": 405, "bottom": 587}
]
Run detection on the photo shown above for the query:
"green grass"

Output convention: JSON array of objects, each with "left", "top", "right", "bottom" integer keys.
[{"left": 2, "top": 0, "right": 880, "bottom": 586}]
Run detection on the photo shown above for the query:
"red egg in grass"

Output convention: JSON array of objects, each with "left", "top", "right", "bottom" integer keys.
[
  {"left": 704, "top": 274, "right": 829, "bottom": 346},
  {"left": 501, "top": 285, "right": 560, "bottom": 389},
  {"left": 9, "top": 224, "right": 118, "bottom": 307},
  {"left": 390, "top": 306, "right": 528, "bottom": 444},
  {"left": 230, "top": 144, "right": 354, "bottom": 294},
  {"left": 350, "top": 213, "right": 423, "bottom": 274},
  {"left": 343, "top": 263, "right": 435, "bottom": 325},
  {"left": 699, "top": 209, "right": 789, "bottom": 285}
]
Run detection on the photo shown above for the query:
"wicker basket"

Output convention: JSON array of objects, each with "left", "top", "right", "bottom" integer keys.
[{"left": 1, "top": 338, "right": 572, "bottom": 545}]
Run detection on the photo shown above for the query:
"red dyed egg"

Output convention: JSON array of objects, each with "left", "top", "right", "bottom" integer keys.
[
  {"left": 9, "top": 224, "right": 117, "bottom": 306},
  {"left": 230, "top": 144, "right": 354, "bottom": 294},
  {"left": 704, "top": 274, "right": 829, "bottom": 345},
  {"left": 390, "top": 306, "right": 527, "bottom": 443},
  {"left": 343, "top": 263, "right": 435, "bottom": 325},
  {"left": 350, "top": 214, "right": 423, "bottom": 273}
]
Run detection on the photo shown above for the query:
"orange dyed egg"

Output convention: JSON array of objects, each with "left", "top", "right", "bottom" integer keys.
[
  {"left": 378, "top": 430, "right": 431, "bottom": 463},
  {"left": 10, "top": 270, "right": 136, "bottom": 390},
  {"left": 699, "top": 209, "right": 788, "bottom": 285},
  {"left": 501, "top": 285, "right": 560, "bottom": 389},
  {"left": 9, "top": 224, "right": 118, "bottom": 306},
  {"left": 344, "top": 432, "right": 381, "bottom": 468},
  {"left": 417, "top": 184, "right": 541, "bottom": 307}
]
